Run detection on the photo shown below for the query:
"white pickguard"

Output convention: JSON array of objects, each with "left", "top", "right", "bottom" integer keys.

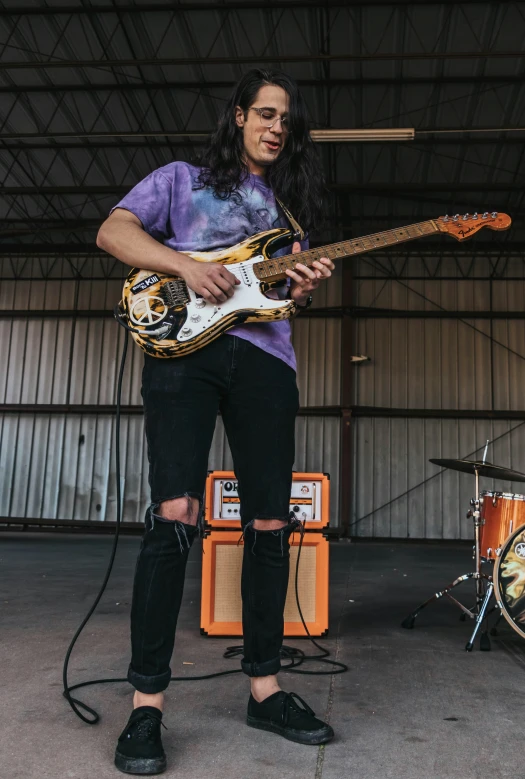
[{"left": 175, "top": 256, "right": 289, "bottom": 343}]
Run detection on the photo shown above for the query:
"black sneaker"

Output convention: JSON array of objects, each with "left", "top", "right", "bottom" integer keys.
[
  {"left": 247, "top": 691, "right": 334, "bottom": 745},
  {"left": 114, "top": 706, "right": 167, "bottom": 775}
]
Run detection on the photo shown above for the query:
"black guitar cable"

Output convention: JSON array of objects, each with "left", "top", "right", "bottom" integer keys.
[{"left": 62, "top": 327, "right": 347, "bottom": 726}]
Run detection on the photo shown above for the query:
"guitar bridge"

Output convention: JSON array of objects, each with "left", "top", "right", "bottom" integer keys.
[{"left": 161, "top": 279, "right": 190, "bottom": 307}]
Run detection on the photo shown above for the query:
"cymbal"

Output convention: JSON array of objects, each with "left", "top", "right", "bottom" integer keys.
[{"left": 429, "top": 458, "right": 525, "bottom": 483}]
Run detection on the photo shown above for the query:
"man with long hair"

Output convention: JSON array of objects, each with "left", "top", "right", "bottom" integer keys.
[{"left": 97, "top": 68, "right": 335, "bottom": 775}]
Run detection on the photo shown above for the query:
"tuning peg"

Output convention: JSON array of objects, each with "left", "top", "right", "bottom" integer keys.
[
  {"left": 443, "top": 214, "right": 449, "bottom": 221},
  {"left": 462, "top": 213, "right": 469, "bottom": 219},
  {"left": 472, "top": 212, "right": 478, "bottom": 220},
  {"left": 453, "top": 214, "right": 459, "bottom": 221},
  {"left": 491, "top": 211, "right": 497, "bottom": 218},
  {"left": 482, "top": 212, "right": 488, "bottom": 218}
]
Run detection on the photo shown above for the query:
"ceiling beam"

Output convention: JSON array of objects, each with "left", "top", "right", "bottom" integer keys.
[
  {"left": 0, "top": 241, "right": 522, "bottom": 255},
  {"left": 1, "top": 75, "right": 523, "bottom": 94},
  {"left": 1, "top": 137, "right": 523, "bottom": 150},
  {"left": 4, "top": 213, "right": 525, "bottom": 233},
  {"left": 0, "top": 220, "right": 103, "bottom": 238},
  {"left": 2, "top": 127, "right": 525, "bottom": 142},
  {"left": 0, "top": 131, "right": 206, "bottom": 141},
  {"left": 0, "top": 51, "right": 522, "bottom": 70},
  {"left": 1, "top": 183, "right": 522, "bottom": 195},
  {"left": 0, "top": 1, "right": 513, "bottom": 14}
]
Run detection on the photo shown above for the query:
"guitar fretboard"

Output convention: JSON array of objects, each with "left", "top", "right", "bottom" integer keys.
[{"left": 253, "top": 220, "right": 438, "bottom": 281}]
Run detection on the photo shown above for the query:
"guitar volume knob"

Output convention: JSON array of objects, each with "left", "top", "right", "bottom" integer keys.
[
  {"left": 181, "top": 326, "right": 192, "bottom": 336},
  {"left": 190, "top": 314, "right": 201, "bottom": 323},
  {"left": 195, "top": 298, "right": 206, "bottom": 309}
]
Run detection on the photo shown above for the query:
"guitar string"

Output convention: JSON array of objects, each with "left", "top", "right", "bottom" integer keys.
[{"left": 255, "top": 221, "right": 437, "bottom": 280}]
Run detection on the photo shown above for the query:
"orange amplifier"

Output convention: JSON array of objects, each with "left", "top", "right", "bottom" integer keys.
[
  {"left": 204, "top": 471, "right": 330, "bottom": 530},
  {"left": 200, "top": 531, "right": 329, "bottom": 637}
]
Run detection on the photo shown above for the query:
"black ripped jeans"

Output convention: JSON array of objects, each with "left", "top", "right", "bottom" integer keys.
[{"left": 128, "top": 335, "right": 300, "bottom": 694}]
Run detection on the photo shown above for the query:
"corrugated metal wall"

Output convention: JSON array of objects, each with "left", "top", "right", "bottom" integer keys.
[
  {"left": 0, "top": 257, "right": 342, "bottom": 526},
  {"left": 350, "top": 255, "right": 525, "bottom": 538},
  {"left": 353, "top": 418, "right": 525, "bottom": 539},
  {"left": 4, "top": 252, "right": 525, "bottom": 538}
]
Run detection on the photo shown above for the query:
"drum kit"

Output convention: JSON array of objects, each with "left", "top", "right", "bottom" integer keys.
[{"left": 401, "top": 442, "right": 525, "bottom": 651}]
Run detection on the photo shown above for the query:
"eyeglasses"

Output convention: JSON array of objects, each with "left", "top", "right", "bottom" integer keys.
[{"left": 249, "top": 107, "right": 289, "bottom": 132}]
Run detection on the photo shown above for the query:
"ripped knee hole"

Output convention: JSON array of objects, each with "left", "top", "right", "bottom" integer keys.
[
  {"left": 252, "top": 519, "right": 289, "bottom": 531},
  {"left": 158, "top": 496, "right": 200, "bottom": 526}
]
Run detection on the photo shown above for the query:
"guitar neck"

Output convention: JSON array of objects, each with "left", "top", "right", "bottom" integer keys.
[{"left": 254, "top": 219, "right": 439, "bottom": 282}]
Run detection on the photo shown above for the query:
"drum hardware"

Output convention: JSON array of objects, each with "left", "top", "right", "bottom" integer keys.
[
  {"left": 401, "top": 445, "right": 525, "bottom": 650},
  {"left": 465, "top": 581, "right": 494, "bottom": 652}
]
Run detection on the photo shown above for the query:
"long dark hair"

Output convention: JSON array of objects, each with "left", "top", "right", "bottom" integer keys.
[{"left": 195, "top": 69, "right": 326, "bottom": 233}]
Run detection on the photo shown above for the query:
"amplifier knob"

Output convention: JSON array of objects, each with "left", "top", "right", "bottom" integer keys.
[
  {"left": 195, "top": 298, "right": 206, "bottom": 309},
  {"left": 190, "top": 314, "right": 201, "bottom": 323}
]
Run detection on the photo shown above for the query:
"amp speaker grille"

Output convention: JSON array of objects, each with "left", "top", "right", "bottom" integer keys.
[
  {"left": 201, "top": 532, "right": 328, "bottom": 636},
  {"left": 213, "top": 545, "right": 317, "bottom": 623}
]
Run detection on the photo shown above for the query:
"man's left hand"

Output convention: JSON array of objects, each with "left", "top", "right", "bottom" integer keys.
[{"left": 286, "top": 241, "right": 334, "bottom": 306}]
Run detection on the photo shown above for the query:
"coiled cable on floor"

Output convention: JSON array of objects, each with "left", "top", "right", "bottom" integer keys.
[
  {"left": 62, "top": 328, "right": 347, "bottom": 726},
  {"left": 62, "top": 329, "right": 129, "bottom": 724},
  {"left": 223, "top": 524, "right": 348, "bottom": 676}
]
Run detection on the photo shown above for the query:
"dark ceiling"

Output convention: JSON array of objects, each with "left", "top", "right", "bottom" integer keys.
[{"left": 1, "top": 0, "right": 525, "bottom": 255}]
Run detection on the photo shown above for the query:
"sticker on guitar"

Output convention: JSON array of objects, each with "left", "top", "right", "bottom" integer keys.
[
  {"left": 129, "top": 296, "right": 167, "bottom": 326},
  {"left": 131, "top": 274, "right": 160, "bottom": 294}
]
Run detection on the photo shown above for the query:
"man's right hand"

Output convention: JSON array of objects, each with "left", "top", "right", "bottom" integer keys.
[
  {"left": 178, "top": 256, "right": 241, "bottom": 305},
  {"left": 97, "top": 210, "right": 240, "bottom": 305}
]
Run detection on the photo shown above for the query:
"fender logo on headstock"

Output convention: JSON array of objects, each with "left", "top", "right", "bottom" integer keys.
[
  {"left": 458, "top": 226, "right": 476, "bottom": 238},
  {"left": 438, "top": 212, "right": 511, "bottom": 240}
]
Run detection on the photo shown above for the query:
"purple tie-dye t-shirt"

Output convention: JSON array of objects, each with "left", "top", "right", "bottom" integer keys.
[{"left": 111, "top": 160, "right": 307, "bottom": 371}]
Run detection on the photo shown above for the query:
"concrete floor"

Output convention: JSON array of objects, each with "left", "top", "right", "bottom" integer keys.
[{"left": 2, "top": 532, "right": 525, "bottom": 779}]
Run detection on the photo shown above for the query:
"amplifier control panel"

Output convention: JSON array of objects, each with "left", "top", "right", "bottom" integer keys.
[{"left": 205, "top": 471, "right": 330, "bottom": 529}]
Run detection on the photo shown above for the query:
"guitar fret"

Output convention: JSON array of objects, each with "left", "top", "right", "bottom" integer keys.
[{"left": 253, "top": 220, "right": 438, "bottom": 280}]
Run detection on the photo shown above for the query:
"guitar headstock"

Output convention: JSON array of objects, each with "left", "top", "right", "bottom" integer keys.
[{"left": 436, "top": 212, "right": 511, "bottom": 241}]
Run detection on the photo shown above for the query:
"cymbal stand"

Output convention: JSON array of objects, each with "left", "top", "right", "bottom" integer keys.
[
  {"left": 401, "top": 467, "right": 493, "bottom": 649},
  {"left": 472, "top": 467, "right": 485, "bottom": 606},
  {"left": 465, "top": 581, "right": 494, "bottom": 651}
]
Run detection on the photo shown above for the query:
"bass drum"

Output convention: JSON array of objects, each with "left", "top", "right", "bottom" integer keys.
[{"left": 494, "top": 522, "right": 525, "bottom": 639}]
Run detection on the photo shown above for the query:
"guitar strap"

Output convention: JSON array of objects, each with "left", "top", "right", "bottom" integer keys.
[{"left": 275, "top": 196, "right": 305, "bottom": 242}]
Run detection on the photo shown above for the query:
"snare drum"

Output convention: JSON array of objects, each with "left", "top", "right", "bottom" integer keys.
[{"left": 479, "top": 491, "right": 525, "bottom": 560}]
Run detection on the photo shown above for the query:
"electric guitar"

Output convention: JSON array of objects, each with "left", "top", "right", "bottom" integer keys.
[{"left": 116, "top": 211, "right": 511, "bottom": 358}]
